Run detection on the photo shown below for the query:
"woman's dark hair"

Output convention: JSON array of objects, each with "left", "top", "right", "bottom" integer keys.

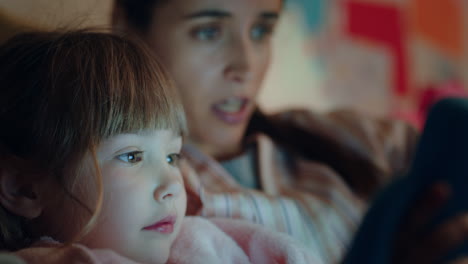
[
  {"left": 114, "top": 0, "right": 284, "bottom": 33},
  {"left": 114, "top": 0, "right": 167, "bottom": 33}
]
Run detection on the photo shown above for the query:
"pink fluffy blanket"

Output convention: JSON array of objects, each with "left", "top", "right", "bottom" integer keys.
[
  {"left": 12, "top": 217, "right": 319, "bottom": 264},
  {"left": 169, "top": 217, "right": 320, "bottom": 264}
]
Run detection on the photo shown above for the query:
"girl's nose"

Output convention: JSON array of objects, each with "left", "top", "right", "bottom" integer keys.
[{"left": 154, "top": 176, "right": 183, "bottom": 202}]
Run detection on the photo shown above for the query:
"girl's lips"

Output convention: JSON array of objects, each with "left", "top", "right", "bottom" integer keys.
[
  {"left": 143, "top": 215, "right": 176, "bottom": 234},
  {"left": 212, "top": 97, "right": 251, "bottom": 125}
]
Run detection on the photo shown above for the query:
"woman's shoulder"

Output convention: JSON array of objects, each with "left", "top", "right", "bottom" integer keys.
[{"left": 249, "top": 108, "right": 419, "bottom": 198}]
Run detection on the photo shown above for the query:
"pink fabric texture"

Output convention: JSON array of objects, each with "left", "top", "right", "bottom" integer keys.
[
  {"left": 11, "top": 217, "right": 317, "bottom": 264},
  {"left": 169, "top": 217, "right": 321, "bottom": 264},
  {"left": 13, "top": 238, "right": 138, "bottom": 264}
]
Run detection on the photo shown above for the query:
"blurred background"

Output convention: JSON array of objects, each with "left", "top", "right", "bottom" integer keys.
[{"left": 1, "top": 0, "right": 467, "bottom": 127}]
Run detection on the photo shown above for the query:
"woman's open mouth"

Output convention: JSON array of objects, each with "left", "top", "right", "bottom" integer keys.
[{"left": 212, "top": 97, "right": 250, "bottom": 125}]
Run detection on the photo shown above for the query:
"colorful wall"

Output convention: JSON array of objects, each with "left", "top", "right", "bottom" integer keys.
[
  {"left": 1, "top": 0, "right": 467, "bottom": 120},
  {"left": 259, "top": 0, "right": 468, "bottom": 120}
]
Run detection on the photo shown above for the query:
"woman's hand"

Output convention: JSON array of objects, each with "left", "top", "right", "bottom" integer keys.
[{"left": 393, "top": 182, "right": 468, "bottom": 263}]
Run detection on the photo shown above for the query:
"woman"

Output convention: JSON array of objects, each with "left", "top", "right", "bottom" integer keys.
[{"left": 111, "top": 0, "right": 467, "bottom": 263}]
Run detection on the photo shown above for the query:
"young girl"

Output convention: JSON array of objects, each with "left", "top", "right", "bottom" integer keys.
[{"left": 0, "top": 31, "right": 316, "bottom": 264}]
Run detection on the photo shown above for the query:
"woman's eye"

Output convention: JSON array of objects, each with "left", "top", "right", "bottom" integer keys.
[
  {"left": 192, "top": 25, "right": 221, "bottom": 41},
  {"left": 251, "top": 24, "right": 274, "bottom": 42},
  {"left": 117, "top": 151, "right": 143, "bottom": 164},
  {"left": 166, "top": 153, "right": 181, "bottom": 166}
]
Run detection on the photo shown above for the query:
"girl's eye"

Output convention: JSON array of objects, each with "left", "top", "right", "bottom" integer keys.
[
  {"left": 251, "top": 23, "right": 274, "bottom": 42},
  {"left": 117, "top": 151, "right": 143, "bottom": 164},
  {"left": 191, "top": 25, "right": 221, "bottom": 41},
  {"left": 166, "top": 153, "right": 181, "bottom": 166}
]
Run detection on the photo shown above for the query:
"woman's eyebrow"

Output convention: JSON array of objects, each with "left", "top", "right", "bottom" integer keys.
[
  {"left": 183, "top": 10, "right": 279, "bottom": 20},
  {"left": 260, "top": 12, "right": 279, "bottom": 20},
  {"left": 183, "top": 9, "right": 231, "bottom": 19}
]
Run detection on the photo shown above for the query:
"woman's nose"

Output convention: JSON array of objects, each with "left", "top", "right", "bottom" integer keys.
[
  {"left": 224, "top": 36, "right": 254, "bottom": 84},
  {"left": 154, "top": 175, "right": 183, "bottom": 202}
]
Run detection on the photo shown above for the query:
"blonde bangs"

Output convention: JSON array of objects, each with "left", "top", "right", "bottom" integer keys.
[
  {"left": 84, "top": 35, "right": 187, "bottom": 142},
  {"left": 48, "top": 32, "right": 187, "bottom": 145}
]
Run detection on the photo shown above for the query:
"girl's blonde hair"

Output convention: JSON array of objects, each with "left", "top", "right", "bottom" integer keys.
[{"left": 0, "top": 30, "right": 186, "bottom": 250}]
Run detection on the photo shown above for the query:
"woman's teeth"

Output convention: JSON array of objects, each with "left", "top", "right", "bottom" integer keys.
[{"left": 217, "top": 98, "right": 244, "bottom": 113}]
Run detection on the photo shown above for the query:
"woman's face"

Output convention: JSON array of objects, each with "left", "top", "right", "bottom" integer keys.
[{"left": 145, "top": 0, "right": 281, "bottom": 158}]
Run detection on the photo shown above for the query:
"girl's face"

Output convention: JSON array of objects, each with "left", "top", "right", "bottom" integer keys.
[
  {"left": 79, "top": 129, "right": 186, "bottom": 264},
  {"left": 145, "top": 0, "right": 281, "bottom": 158}
]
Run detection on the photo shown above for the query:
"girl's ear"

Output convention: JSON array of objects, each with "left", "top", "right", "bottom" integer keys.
[{"left": 0, "top": 168, "right": 44, "bottom": 219}]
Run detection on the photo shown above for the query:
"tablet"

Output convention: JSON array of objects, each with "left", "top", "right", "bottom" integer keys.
[{"left": 343, "top": 98, "right": 468, "bottom": 264}]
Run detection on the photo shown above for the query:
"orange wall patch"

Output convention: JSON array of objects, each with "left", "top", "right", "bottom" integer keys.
[{"left": 410, "top": 0, "right": 463, "bottom": 58}]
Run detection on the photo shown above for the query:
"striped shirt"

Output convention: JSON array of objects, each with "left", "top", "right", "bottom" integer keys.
[
  {"left": 181, "top": 109, "right": 418, "bottom": 264},
  {"left": 221, "top": 145, "right": 260, "bottom": 189}
]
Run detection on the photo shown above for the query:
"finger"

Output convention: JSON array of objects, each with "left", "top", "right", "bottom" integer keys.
[
  {"left": 449, "top": 257, "right": 468, "bottom": 264},
  {"left": 179, "top": 159, "right": 202, "bottom": 215},
  {"left": 393, "top": 183, "right": 451, "bottom": 263},
  {"left": 401, "top": 182, "right": 451, "bottom": 237},
  {"left": 409, "top": 213, "right": 468, "bottom": 263}
]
